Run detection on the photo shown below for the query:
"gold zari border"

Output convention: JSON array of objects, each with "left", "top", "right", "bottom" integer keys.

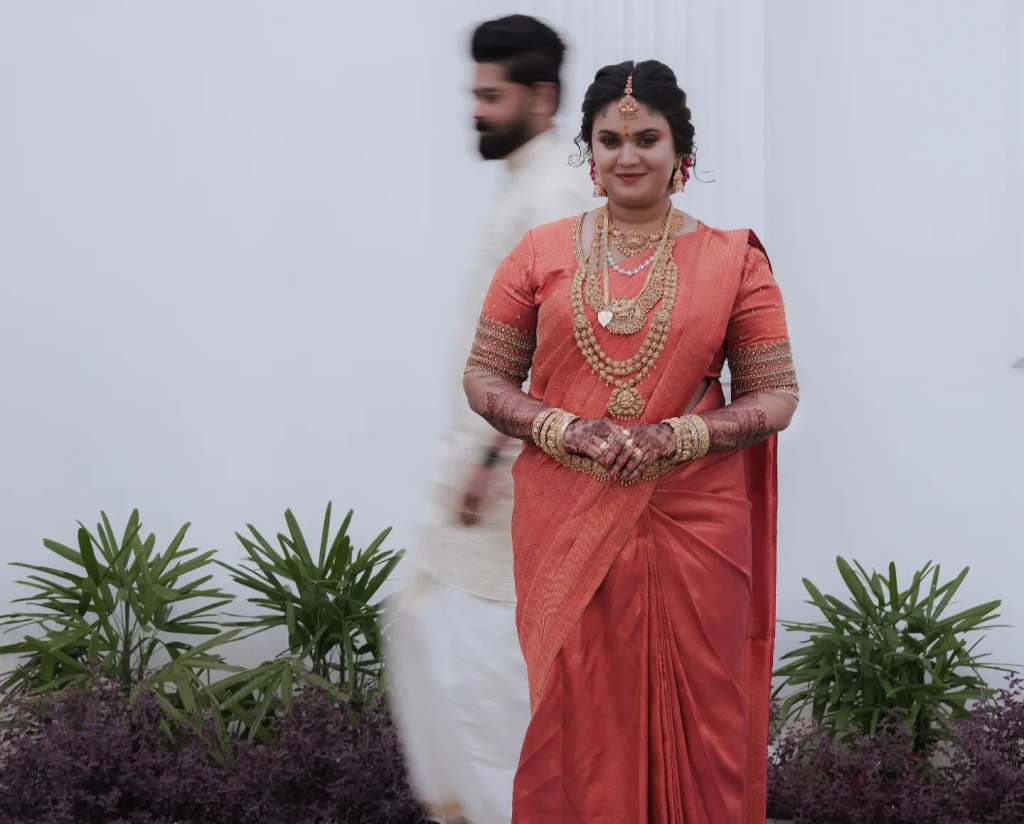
[
  {"left": 464, "top": 314, "right": 537, "bottom": 386},
  {"left": 727, "top": 339, "right": 800, "bottom": 398}
]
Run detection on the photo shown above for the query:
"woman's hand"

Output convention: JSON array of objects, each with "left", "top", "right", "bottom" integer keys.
[
  {"left": 562, "top": 418, "right": 631, "bottom": 467},
  {"left": 608, "top": 423, "right": 676, "bottom": 485}
]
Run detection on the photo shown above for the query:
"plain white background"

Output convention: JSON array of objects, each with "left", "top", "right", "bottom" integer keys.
[{"left": 1, "top": 1, "right": 1022, "bottom": 673}]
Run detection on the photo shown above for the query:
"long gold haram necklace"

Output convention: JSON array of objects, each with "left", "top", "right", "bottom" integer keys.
[
  {"left": 583, "top": 206, "right": 680, "bottom": 336},
  {"left": 570, "top": 207, "right": 681, "bottom": 420}
]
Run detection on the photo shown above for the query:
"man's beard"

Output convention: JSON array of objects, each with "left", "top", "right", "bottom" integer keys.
[{"left": 476, "top": 117, "right": 530, "bottom": 161}]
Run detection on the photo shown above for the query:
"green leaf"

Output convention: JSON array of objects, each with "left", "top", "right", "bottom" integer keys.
[
  {"left": 318, "top": 502, "right": 333, "bottom": 571},
  {"left": 77, "top": 527, "right": 102, "bottom": 585},
  {"left": 42, "top": 539, "right": 83, "bottom": 568}
]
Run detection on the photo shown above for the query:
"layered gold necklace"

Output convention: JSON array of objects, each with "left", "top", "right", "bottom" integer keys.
[
  {"left": 610, "top": 221, "right": 661, "bottom": 257},
  {"left": 570, "top": 205, "right": 684, "bottom": 420}
]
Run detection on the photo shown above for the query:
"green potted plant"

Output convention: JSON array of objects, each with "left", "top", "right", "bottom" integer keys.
[
  {"left": 774, "top": 556, "right": 1013, "bottom": 752},
  {"left": 0, "top": 510, "right": 240, "bottom": 731},
  {"left": 212, "top": 502, "right": 403, "bottom": 739}
]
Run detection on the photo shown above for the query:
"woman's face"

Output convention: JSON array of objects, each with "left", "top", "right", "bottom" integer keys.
[{"left": 592, "top": 102, "right": 677, "bottom": 209}]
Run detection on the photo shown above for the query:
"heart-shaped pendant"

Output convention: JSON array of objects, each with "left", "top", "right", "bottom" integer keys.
[{"left": 598, "top": 310, "right": 613, "bottom": 328}]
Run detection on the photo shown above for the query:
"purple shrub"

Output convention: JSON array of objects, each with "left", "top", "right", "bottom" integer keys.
[
  {"left": 0, "top": 681, "right": 421, "bottom": 824},
  {"left": 768, "top": 680, "right": 1024, "bottom": 824},
  {"left": 767, "top": 720, "right": 957, "bottom": 824},
  {"left": 947, "top": 677, "right": 1024, "bottom": 824}
]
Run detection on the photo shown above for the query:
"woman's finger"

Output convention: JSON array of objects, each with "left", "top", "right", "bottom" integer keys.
[
  {"left": 616, "top": 446, "right": 646, "bottom": 484},
  {"left": 627, "top": 450, "right": 659, "bottom": 485},
  {"left": 604, "top": 426, "right": 630, "bottom": 465},
  {"left": 577, "top": 437, "right": 607, "bottom": 462},
  {"left": 609, "top": 436, "right": 636, "bottom": 476}
]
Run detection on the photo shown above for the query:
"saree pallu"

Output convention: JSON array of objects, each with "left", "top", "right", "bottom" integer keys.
[{"left": 469, "top": 218, "right": 792, "bottom": 824}]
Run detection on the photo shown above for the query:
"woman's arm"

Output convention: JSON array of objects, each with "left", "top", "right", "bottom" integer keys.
[
  {"left": 701, "top": 390, "right": 798, "bottom": 452},
  {"left": 463, "top": 370, "right": 548, "bottom": 441},
  {"left": 464, "top": 369, "right": 633, "bottom": 466}
]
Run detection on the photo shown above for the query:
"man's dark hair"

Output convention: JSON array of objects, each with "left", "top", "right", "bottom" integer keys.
[{"left": 471, "top": 15, "right": 566, "bottom": 107}]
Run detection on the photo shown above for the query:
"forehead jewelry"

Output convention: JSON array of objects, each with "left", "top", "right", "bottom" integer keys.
[{"left": 619, "top": 75, "right": 640, "bottom": 120}]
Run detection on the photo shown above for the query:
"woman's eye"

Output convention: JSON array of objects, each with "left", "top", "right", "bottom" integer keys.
[
  {"left": 600, "top": 138, "right": 618, "bottom": 147},
  {"left": 639, "top": 136, "right": 656, "bottom": 147}
]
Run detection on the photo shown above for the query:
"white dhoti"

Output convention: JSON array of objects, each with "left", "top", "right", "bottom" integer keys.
[{"left": 385, "top": 569, "right": 529, "bottom": 824}]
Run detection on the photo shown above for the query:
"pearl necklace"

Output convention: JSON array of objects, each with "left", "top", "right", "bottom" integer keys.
[{"left": 606, "top": 246, "right": 656, "bottom": 277}]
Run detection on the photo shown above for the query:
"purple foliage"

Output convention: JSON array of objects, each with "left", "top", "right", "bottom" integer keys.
[
  {"left": 948, "top": 678, "right": 1024, "bottom": 824},
  {"left": 0, "top": 681, "right": 421, "bottom": 824},
  {"left": 767, "top": 717, "right": 953, "bottom": 824},
  {"left": 767, "top": 680, "right": 1024, "bottom": 824}
]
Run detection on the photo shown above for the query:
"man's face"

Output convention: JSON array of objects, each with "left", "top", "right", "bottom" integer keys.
[{"left": 472, "top": 63, "right": 530, "bottom": 160}]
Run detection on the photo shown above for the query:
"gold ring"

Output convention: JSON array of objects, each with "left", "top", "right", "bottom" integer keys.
[
  {"left": 598, "top": 441, "right": 610, "bottom": 453},
  {"left": 624, "top": 437, "right": 635, "bottom": 448}
]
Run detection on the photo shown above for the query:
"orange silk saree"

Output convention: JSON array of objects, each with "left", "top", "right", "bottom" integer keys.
[{"left": 470, "top": 215, "right": 794, "bottom": 824}]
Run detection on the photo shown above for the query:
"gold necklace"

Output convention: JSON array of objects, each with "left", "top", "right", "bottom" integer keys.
[
  {"left": 583, "top": 207, "right": 682, "bottom": 336},
  {"left": 570, "top": 208, "right": 681, "bottom": 419},
  {"left": 610, "top": 221, "right": 661, "bottom": 257}
]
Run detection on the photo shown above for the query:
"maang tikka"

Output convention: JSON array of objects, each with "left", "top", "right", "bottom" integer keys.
[{"left": 619, "top": 74, "right": 640, "bottom": 119}]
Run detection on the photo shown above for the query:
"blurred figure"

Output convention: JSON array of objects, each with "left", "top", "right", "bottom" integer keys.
[{"left": 384, "top": 15, "right": 591, "bottom": 824}]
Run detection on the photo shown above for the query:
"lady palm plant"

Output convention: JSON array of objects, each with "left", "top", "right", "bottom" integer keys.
[
  {"left": 213, "top": 503, "right": 403, "bottom": 739},
  {"left": 774, "top": 556, "right": 1013, "bottom": 751},
  {"left": 0, "top": 510, "right": 240, "bottom": 726}
]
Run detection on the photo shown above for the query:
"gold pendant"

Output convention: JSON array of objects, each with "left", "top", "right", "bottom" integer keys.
[{"left": 608, "top": 387, "right": 646, "bottom": 420}]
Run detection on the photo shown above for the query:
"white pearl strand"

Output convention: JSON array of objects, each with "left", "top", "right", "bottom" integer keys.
[{"left": 606, "top": 246, "right": 657, "bottom": 277}]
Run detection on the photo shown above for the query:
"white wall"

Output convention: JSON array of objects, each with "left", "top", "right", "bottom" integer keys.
[
  {"left": 0, "top": 2, "right": 436, "bottom": 666},
  {"left": 767, "top": 0, "right": 1024, "bottom": 671},
  {"left": 2, "top": 1, "right": 1020, "bottom": 677}
]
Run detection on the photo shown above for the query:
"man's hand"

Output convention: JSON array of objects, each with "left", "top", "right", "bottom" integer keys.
[{"left": 458, "top": 463, "right": 495, "bottom": 526}]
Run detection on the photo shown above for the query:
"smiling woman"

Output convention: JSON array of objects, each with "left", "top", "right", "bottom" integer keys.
[{"left": 462, "top": 59, "right": 800, "bottom": 824}]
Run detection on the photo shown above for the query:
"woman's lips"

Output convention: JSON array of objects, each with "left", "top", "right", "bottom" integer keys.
[{"left": 616, "top": 173, "right": 646, "bottom": 183}]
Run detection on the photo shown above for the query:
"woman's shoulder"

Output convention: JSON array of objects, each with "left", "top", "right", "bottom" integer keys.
[
  {"left": 523, "top": 213, "right": 584, "bottom": 259},
  {"left": 698, "top": 223, "right": 769, "bottom": 261},
  {"left": 696, "top": 221, "right": 761, "bottom": 246}
]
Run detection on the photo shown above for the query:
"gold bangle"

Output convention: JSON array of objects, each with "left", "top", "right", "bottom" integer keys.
[
  {"left": 690, "top": 414, "right": 711, "bottom": 458},
  {"left": 553, "top": 412, "right": 578, "bottom": 459},
  {"left": 660, "top": 414, "right": 710, "bottom": 463},
  {"left": 543, "top": 410, "right": 562, "bottom": 458},
  {"left": 532, "top": 408, "right": 558, "bottom": 447},
  {"left": 662, "top": 417, "right": 688, "bottom": 463},
  {"left": 541, "top": 410, "right": 562, "bottom": 457}
]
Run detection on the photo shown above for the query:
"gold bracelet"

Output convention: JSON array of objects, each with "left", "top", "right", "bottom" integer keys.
[
  {"left": 553, "top": 412, "right": 578, "bottom": 459},
  {"left": 689, "top": 414, "right": 711, "bottom": 459},
  {"left": 531, "top": 408, "right": 558, "bottom": 447},
  {"left": 544, "top": 409, "right": 563, "bottom": 458},
  {"left": 662, "top": 417, "right": 691, "bottom": 463},
  {"left": 541, "top": 410, "right": 562, "bottom": 456},
  {"left": 660, "top": 414, "right": 710, "bottom": 464}
]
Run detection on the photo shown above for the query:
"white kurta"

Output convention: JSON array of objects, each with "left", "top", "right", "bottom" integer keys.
[{"left": 385, "top": 129, "right": 592, "bottom": 824}]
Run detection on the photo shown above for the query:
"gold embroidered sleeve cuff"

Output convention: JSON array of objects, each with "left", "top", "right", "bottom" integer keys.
[
  {"left": 464, "top": 314, "right": 537, "bottom": 387},
  {"left": 727, "top": 339, "right": 800, "bottom": 398}
]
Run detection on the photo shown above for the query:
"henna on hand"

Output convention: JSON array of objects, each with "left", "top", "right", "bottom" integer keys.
[
  {"left": 564, "top": 418, "right": 630, "bottom": 465},
  {"left": 465, "top": 372, "right": 549, "bottom": 441},
  {"left": 615, "top": 423, "right": 676, "bottom": 484},
  {"left": 699, "top": 392, "right": 796, "bottom": 453}
]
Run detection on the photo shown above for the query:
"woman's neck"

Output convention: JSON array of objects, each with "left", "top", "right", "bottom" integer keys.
[{"left": 607, "top": 197, "right": 673, "bottom": 231}]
